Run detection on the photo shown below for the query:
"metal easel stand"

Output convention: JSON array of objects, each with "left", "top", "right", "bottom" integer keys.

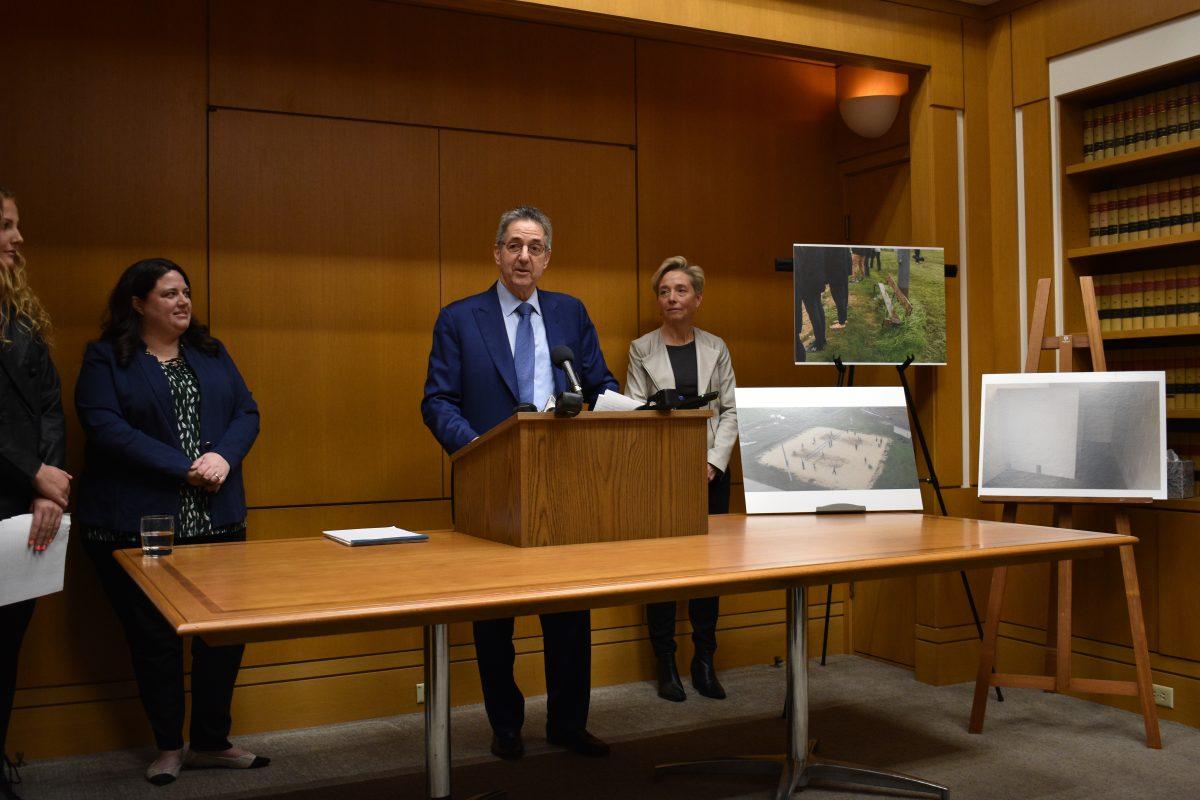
[
  {"left": 815, "top": 356, "right": 1002, "bottom": 701},
  {"left": 817, "top": 357, "right": 853, "bottom": 665},
  {"left": 894, "top": 355, "right": 1002, "bottom": 703}
]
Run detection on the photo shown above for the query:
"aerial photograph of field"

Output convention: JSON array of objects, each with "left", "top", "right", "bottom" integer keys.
[{"left": 739, "top": 405, "right": 919, "bottom": 494}]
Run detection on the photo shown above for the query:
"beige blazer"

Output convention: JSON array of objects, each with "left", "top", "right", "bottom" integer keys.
[{"left": 625, "top": 327, "right": 738, "bottom": 473}]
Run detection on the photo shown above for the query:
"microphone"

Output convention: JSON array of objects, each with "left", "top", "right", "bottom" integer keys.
[
  {"left": 551, "top": 345, "right": 584, "bottom": 394},
  {"left": 550, "top": 345, "right": 584, "bottom": 417}
]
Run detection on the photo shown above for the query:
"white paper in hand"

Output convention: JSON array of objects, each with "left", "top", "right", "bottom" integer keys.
[
  {"left": 593, "top": 389, "right": 642, "bottom": 411},
  {"left": 0, "top": 513, "right": 71, "bottom": 606}
]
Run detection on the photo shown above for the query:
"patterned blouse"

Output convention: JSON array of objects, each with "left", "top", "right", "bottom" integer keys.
[{"left": 81, "top": 353, "right": 245, "bottom": 545}]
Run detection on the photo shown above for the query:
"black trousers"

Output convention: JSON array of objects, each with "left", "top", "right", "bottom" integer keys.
[
  {"left": 800, "top": 290, "right": 827, "bottom": 349},
  {"left": 647, "top": 469, "right": 731, "bottom": 659},
  {"left": 473, "top": 610, "right": 591, "bottom": 739},
  {"left": 0, "top": 599, "right": 36, "bottom": 760},
  {"left": 86, "top": 536, "right": 246, "bottom": 752},
  {"left": 828, "top": 274, "right": 849, "bottom": 324}
]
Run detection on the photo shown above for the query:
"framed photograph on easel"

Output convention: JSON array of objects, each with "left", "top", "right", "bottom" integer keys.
[
  {"left": 735, "top": 386, "right": 923, "bottom": 513},
  {"left": 978, "top": 371, "right": 1166, "bottom": 500}
]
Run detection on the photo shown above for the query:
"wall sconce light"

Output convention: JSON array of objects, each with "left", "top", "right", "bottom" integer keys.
[{"left": 836, "top": 66, "right": 909, "bottom": 139}]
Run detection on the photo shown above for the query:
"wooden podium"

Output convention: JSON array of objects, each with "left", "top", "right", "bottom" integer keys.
[{"left": 449, "top": 410, "right": 710, "bottom": 547}]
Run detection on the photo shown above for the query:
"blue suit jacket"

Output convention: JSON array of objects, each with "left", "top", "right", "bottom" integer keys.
[
  {"left": 422, "top": 285, "right": 618, "bottom": 454},
  {"left": 74, "top": 338, "right": 260, "bottom": 532}
]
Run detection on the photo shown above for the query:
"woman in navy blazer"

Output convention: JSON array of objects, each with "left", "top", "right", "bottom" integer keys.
[{"left": 74, "top": 258, "right": 266, "bottom": 786}]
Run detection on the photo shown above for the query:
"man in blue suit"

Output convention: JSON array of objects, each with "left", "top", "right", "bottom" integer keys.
[{"left": 422, "top": 206, "right": 617, "bottom": 761}]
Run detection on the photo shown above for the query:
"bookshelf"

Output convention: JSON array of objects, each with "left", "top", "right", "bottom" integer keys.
[
  {"left": 1103, "top": 325, "right": 1200, "bottom": 342},
  {"left": 1067, "top": 231, "right": 1200, "bottom": 260},
  {"left": 1065, "top": 137, "right": 1200, "bottom": 178},
  {"left": 1057, "top": 58, "right": 1200, "bottom": 479}
]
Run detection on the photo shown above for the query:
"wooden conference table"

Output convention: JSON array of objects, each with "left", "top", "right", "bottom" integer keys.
[{"left": 116, "top": 513, "right": 1135, "bottom": 800}]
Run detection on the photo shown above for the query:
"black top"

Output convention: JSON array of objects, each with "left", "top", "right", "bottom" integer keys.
[
  {"left": 0, "top": 313, "right": 66, "bottom": 520},
  {"left": 666, "top": 340, "right": 698, "bottom": 398}
]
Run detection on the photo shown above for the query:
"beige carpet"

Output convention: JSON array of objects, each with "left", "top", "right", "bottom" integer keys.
[{"left": 10, "top": 656, "right": 1197, "bottom": 799}]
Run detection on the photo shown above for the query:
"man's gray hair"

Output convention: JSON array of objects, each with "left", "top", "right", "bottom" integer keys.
[{"left": 495, "top": 206, "right": 553, "bottom": 251}]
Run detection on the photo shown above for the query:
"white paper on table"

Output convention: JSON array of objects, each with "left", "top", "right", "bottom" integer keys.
[
  {"left": 593, "top": 389, "right": 642, "bottom": 411},
  {"left": 0, "top": 513, "right": 71, "bottom": 606},
  {"left": 322, "top": 526, "right": 428, "bottom": 546}
]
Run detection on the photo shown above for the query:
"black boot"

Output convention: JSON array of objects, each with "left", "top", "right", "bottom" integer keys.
[
  {"left": 656, "top": 654, "right": 686, "bottom": 702},
  {"left": 691, "top": 652, "right": 726, "bottom": 700},
  {"left": 2, "top": 754, "right": 22, "bottom": 800}
]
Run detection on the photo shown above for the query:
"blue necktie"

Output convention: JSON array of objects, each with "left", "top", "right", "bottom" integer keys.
[{"left": 515, "top": 302, "right": 535, "bottom": 405}]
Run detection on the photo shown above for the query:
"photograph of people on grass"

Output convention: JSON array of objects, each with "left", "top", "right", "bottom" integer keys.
[{"left": 792, "top": 243, "right": 946, "bottom": 365}]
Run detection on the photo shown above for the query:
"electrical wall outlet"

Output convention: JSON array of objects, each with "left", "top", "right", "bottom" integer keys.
[
  {"left": 1152, "top": 683, "right": 1174, "bottom": 709},
  {"left": 417, "top": 682, "right": 425, "bottom": 704}
]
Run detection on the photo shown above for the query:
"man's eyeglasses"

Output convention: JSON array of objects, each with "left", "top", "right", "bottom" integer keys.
[{"left": 503, "top": 240, "right": 547, "bottom": 257}]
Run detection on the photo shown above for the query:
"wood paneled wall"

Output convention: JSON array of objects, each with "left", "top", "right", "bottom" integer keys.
[{"left": 3, "top": 0, "right": 891, "bottom": 758}]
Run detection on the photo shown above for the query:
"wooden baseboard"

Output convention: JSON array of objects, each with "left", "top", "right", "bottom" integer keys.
[{"left": 915, "top": 624, "right": 983, "bottom": 685}]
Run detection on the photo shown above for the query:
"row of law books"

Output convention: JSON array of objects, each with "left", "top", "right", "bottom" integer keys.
[
  {"left": 1087, "top": 176, "right": 1198, "bottom": 245},
  {"left": 1108, "top": 347, "right": 1200, "bottom": 410},
  {"left": 1094, "top": 266, "right": 1200, "bottom": 332},
  {"left": 1082, "top": 82, "right": 1200, "bottom": 162}
]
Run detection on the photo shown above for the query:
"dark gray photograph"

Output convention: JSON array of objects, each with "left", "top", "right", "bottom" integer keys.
[
  {"left": 978, "top": 373, "right": 1166, "bottom": 499},
  {"left": 739, "top": 406, "right": 919, "bottom": 494}
]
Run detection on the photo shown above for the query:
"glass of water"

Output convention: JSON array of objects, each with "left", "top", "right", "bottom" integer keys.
[{"left": 140, "top": 515, "right": 175, "bottom": 557}]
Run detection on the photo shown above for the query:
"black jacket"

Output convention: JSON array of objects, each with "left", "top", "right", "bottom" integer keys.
[{"left": 0, "top": 316, "right": 66, "bottom": 520}]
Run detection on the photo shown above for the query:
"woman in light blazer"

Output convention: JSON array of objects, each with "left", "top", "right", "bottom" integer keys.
[{"left": 625, "top": 256, "right": 737, "bottom": 703}]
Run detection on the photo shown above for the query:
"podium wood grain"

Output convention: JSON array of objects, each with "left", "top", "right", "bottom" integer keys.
[
  {"left": 115, "top": 513, "right": 1134, "bottom": 646},
  {"left": 451, "top": 410, "right": 709, "bottom": 546}
]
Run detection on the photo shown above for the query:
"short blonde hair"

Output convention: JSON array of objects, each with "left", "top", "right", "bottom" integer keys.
[{"left": 651, "top": 256, "right": 705, "bottom": 296}]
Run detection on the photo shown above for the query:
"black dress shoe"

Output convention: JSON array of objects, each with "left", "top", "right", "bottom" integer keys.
[
  {"left": 656, "top": 654, "right": 686, "bottom": 702},
  {"left": 691, "top": 654, "right": 727, "bottom": 700},
  {"left": 490, "top": 732, "right": 524, "bottom": 761},
  {"left": 547, "top": 730, "right": 611, "bottom": 757},
  {"left": 2, "top": 754, "right": 23, "bottom": 800}
]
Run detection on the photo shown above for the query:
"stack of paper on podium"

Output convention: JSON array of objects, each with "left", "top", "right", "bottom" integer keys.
[{"left": 593, "top": 389, "right": 641, "bottom": 411}]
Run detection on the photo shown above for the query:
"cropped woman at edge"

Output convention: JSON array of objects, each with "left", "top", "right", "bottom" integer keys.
[
  {"left": 0, "top": 187, "right": 69, "bottom": 800},
  {"left": 74, "top": 258, "right": 265, "bottom": 785},
  {"left": 625, "top": 256, "right": 738, "bottom": 702}
]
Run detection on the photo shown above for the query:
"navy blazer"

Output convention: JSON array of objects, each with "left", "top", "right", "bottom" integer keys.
[
  {"left": 422, "top": 284, "right": 618, "bottom": 454},
  {"left": 74, "top": 338, "right": 260, "bottom": 533}
]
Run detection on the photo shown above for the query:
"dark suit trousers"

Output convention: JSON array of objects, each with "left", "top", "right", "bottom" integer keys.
[
  {"left": 0, "top": 599, "right": 36, "bottom": 758},
  {"left": 86, "top": 538, "right": 245, "bottom": 751},
  {"left": 828, "top": 274, "right": 849, "bottom": 324},
  {"left": 473, "top": 610, "right": 591, "bottom": 740},
  {"left": 647, "top": 469, "right": 731, "bottom": 659},
  {"left": 801, "top": 290, "right": 827, "bottom": 349}
]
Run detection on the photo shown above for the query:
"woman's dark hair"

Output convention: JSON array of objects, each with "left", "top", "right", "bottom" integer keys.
[{"left": 100, "top": 257, "right": 218, "bottom": 366}]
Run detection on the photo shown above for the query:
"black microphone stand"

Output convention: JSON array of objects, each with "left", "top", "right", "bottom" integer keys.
[{"left": 895, "top": 354, "right": 1002, "bottom": 702}]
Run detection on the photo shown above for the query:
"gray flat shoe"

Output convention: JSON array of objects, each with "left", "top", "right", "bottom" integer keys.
[
  {"left": 184, "top": 750, "right": 270, "bottom": 770},
  {"left": 145, "top": 760, "right": 180, "bottom": 786}
]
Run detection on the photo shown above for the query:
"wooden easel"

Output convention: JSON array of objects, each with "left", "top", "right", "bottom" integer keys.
[{"left": 968, "top": 276, "right": 1162, "bottom": 749}]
